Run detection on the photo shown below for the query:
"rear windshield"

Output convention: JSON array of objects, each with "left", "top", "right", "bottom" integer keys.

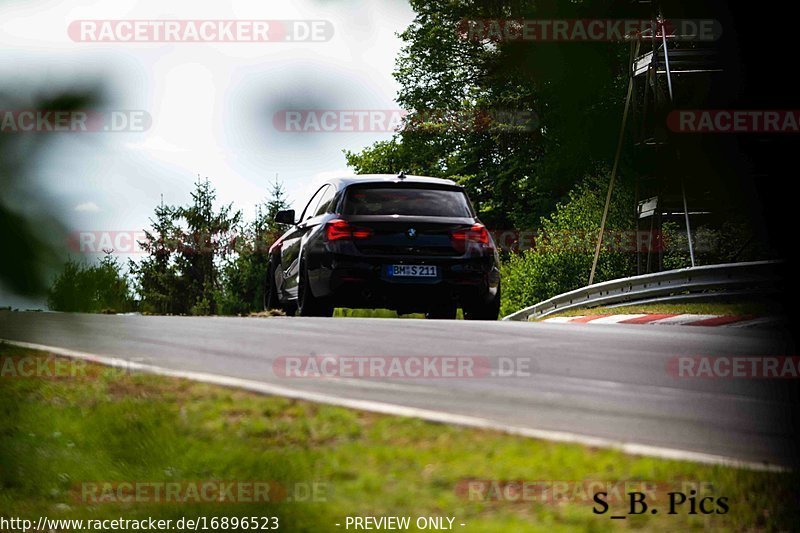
[{"left": 342, "top": 186, "right": 473, "bottom": 217}]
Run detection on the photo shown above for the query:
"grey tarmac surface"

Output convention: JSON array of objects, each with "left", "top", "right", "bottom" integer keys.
[{"left": 0, "top": 311, "right": 797, "bottom": 467}]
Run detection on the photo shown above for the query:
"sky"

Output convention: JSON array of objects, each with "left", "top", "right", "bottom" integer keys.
[{"left": 0, "top": 0, "right": 416, "bottom": 307}]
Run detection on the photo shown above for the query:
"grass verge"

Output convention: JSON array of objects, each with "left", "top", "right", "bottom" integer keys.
[
  {"left": 0, "top": 344, "right": 796, "bottom": 531},
  {"left": 334, "top": 308, "right": 465, "bottom": 319},
  {"left": 537, "top": 299, "right": 783, "bottom": 320}
]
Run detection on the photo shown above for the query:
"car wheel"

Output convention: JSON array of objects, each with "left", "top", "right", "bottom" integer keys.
[
  {"left": 425, "top": 302, "right": 457, "bottom": 320},
  {"left": 463, "top": 284, "right": 501, "bottom": 321},
  {"left": 298, "top": 264, "right": 333, "bottom": 317},
  {"left": 265, "top": 262, "right": 279, "bottom": 310},
  {"left": 266, "top": 261, "right": 296, "bottom": 316}
]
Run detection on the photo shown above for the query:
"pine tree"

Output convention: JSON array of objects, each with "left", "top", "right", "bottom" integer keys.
[
  {"left": 131, "top": 196, "right": 182, "bottom": 314},
  {"left": 217, "top": 178, "right": 290, "bottom": 315},
  {"left": 177, "top": 177, "right": 242, "bottom": 315}
]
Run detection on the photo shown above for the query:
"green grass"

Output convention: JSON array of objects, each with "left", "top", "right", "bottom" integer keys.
[
  {"left": 334, "top": 308, "right": 465, "bottom": 319},
  {"left": 537, "top": 299, "right": 783, "bottom": 320},
  {"left": 1, "top": 344, "right": 796, "bottom": 531},
  {"left": 334, "top": 307, "right": 412, "bottom": 318},
  {"left": 250, "top": 308, "right": 462, "bottom": 319}
]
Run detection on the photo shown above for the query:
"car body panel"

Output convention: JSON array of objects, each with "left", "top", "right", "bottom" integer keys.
[{"left": 269, "top": 175, "right": 500, "bottom": 315}]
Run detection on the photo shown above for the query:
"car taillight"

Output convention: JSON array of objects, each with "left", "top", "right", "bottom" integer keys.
[
  {"left": 451, "top": 224, "right": 491, "bottom": 252},
  {"left": 325, "top": 219, "right": 373, "bottom": 241}
]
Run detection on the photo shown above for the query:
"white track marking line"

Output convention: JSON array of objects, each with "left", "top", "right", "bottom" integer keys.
[
  {"left": 585, "top": 314, "right": 649, "bottom": 324},
  {"left": 0, "top": 339, "right": 786, "bottom": 472},
  {"left": 542, "top": 316, "right": 584, "bottom": 323},
  {"left": 647, "top": 314, "right": 719, "bottom": 325}
]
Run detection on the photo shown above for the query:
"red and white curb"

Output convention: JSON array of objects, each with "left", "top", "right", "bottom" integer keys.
[{"left": 542, "top": 314, "right": 783, "bottom": 328}]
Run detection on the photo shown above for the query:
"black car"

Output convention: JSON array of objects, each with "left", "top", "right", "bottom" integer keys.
[{"left": 265, "top": 173, "right": 501, "bottom": 319}]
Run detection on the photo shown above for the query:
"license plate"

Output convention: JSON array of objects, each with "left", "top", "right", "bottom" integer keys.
[{"left": 387, "top": 264, "right": 438, "bottom": 277}]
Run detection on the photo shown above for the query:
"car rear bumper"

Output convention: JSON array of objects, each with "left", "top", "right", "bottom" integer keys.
[{"left": 309, "top": 253, "right": 500, "bottom": 312}]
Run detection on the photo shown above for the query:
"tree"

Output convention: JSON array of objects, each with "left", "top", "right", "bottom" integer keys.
[
  {"left": 48, "top": 255, "right": 135, "bottom": 313},
  {"left": 346, "top": 0, "right": 632, "bottom": 229},
  {"left": 500, "top": 172, "right": 634, "bottom": 316},
  {"left": 176, "top": 177, "right": 241, "bottom": 315},
  {"left": 132, "top": 178, "right": 241, "bottom": 315},
  {"left": 217, "top": 180, "right": 290, "bottom": 315},
  {"left": 130, "top": 197, "right": 183, "bottom": 314}
]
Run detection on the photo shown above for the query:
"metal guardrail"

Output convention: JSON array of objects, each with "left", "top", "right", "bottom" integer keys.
[{"left": 502, "top": 260, "right": 784, "bottom": 321}]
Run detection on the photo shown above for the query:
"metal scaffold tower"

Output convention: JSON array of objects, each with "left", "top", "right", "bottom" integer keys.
[
  {"left": 631, "top": 11, "right": 722, "bottom": 274},
  {"left": 589, "top": 5, "right": 723, "bottom": 284}
]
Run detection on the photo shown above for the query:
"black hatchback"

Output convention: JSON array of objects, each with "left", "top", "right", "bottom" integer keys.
[{"left": 266, "top": 173, "right": 501, "bottom": 319}]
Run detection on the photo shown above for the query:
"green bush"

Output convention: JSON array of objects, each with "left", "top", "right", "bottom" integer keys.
[
  {"left": 47, "top": 256, "right": 135, "bottom": 313},
  {"left": 661, "top": 220, "right": 772, "bottom": 270},
  {"left": 499, "top": 173, "right": 634, "bottom": 317}
]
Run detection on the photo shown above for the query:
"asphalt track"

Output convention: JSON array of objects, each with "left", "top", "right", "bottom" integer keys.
[{"left": 1, "top": 311, "right": 797, "bottom": 469}]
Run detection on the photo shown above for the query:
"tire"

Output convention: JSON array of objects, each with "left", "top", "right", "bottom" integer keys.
[
  {"left": 265, "top": 262, "right": 279, "bottom": 310},
  {"left": 298, "top": 264, "right": 333, "bottom": 317},
  {"left": 425, "top": 302, "right": 457, "bottom": 320},
  {"left": 463, "top": 284, "right": 501, "bottom": 321},
  {"left": 266, "top": 261, "right": 297, "bottom": 316}
]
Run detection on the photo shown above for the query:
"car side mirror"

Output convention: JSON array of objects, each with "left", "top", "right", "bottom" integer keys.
[{"left": 274, "top": 209, "right": 296, "bottom": 225}]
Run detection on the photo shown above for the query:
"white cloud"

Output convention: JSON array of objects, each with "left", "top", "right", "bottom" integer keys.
[
  {"left": 1, "top": 0, "right": 416, "bottom": 232},
  {"left": 124, "top": 136, "right": 190, "bottom": 153},
  {"left": 74, "top": 201, "right": 101, "bottom": 212}
]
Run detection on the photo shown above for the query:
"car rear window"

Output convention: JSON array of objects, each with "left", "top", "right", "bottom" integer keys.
[{"left": 342, "top": 187, "right": 473, "bottom": 217}]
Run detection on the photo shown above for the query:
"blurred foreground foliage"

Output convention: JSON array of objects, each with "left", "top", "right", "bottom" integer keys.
[{"left": 0, "top": 89, "right": 101, "bottom": 297}]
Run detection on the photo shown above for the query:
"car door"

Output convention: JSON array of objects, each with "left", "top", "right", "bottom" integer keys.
[
  {"left": 280, "top": 185, "right": 330, "bottom": 297},
  {"left": 302, "top": 184, "right": 338, "bottom": 286}
]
